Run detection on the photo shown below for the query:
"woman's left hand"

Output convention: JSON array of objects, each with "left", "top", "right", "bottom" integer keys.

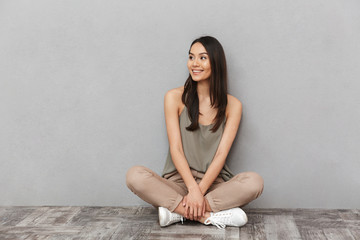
[{"left": 182, "top": 188, "right": 206, "bottom": 221}]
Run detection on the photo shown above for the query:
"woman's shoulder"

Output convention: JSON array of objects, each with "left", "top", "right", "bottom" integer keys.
[
  {"left": 164, "top": 86, "right": 184, "bottom": 103},
  {"left": 226, "top": 94, "right": 242, "bottom": 116},
  {"left": 164, "top": 86, "right": 184, "bottom": 115},
  {"left": 165, "top": 86, "right": 184, "bottom": 97},
  {"left": 227, "top": 94, "right": 242, "bottom": 108}
]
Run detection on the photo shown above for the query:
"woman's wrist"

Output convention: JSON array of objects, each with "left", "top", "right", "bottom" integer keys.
[
  {"left": 187, "top": 184, "right": 201, "bottom": 193},
  {"left": 198, "top": 182, "right": 207, "bottom": 195}
]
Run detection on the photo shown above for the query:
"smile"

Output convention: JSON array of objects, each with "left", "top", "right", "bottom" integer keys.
[{"left": 192, "top": 69, "right": 203, "bottom": 74}]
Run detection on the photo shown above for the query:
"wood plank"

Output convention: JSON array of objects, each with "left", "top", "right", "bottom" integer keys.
[
  {"left": 338, "top": 209, "right": 360, "bottom": 221},
  {"left": 239, "top": 212, "right": 266, "bottom": 240},
  {"left": 224, "top": 224, "right": 240, "bottom": 240},
  {"left": 293, "top": 208, "right": 345, "bottom": 228},
  {"left": 263, "top": 214, "right": 302, "bottom": 239},
  {"left": 298, "top": 227, "right": 327, "bottom": 240},
  {"left": 16, "top": 207, "right": 52, "bottom": 227},
  {"left": 108, "top": 222, "right": 154, "bottom": 240},
  {"left": 323, "top": 228, "right": 356, "bottom": 240},
  {"left": 0, "top": 226, "right": 83, "bottom": 240},
  {"left": 0, "top": 207, "right": 37, "bottom": 226},
  {"left": 73, "top": 222, "right": 122, "bottom": 240},
  {"left": 349, "top": 229, "right": 360, "bottom": 240}
]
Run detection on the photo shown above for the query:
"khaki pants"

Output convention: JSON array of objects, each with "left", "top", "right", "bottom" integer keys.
[{"left": 126, "top": 166, "right": 264, "bottom": 213}]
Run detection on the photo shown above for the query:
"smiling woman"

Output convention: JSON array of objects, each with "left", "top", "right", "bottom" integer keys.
[
  {"left": 182, "top": 37, "right": 228, "bottom": 133},
  {"left": 188, "top": 43, "right": 212, "bottom": 82},
  {"left": 126, "top": 36, "right": 264, "bottom": 229}
]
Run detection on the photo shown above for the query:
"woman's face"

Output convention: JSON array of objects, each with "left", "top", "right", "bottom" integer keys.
[{"left": 187, "top": 42, "right": 211, "bottom": 82}]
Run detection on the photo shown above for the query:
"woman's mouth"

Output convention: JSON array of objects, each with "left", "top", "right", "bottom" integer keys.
[{"left": 192, "top": 69, "right": 203, "bottom": 75}]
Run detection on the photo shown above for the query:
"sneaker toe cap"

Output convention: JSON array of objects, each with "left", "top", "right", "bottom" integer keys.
[{"left": 232, "top": 208, "right": 248, "bottom": 226}]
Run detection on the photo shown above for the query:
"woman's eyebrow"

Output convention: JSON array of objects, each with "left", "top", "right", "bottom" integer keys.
[{"left": 189, "top": 52, "right": 208, "bottom": 55}]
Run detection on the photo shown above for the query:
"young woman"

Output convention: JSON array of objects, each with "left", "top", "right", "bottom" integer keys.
[{"left": 126, "top": 36, "right": 264, "bottom": 229}]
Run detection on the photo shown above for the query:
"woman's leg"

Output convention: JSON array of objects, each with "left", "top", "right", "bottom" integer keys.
[
  {"left": 126, "top": 166, "right": 187, "bottom": 212},
  {"left": 204, "top": 172, "right": 264, "bottom": 213}
]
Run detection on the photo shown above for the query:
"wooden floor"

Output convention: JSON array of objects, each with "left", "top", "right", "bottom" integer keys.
[{"left": 0, "top": 207, "right": 359, "bottom": 240}]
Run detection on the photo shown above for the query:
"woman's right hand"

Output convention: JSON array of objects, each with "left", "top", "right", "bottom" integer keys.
[{"left": 182, "top": 186, "right": 206, "bottom": 221}]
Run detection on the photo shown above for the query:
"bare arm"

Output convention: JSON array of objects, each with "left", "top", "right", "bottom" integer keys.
[
  {"left": 164, "top": 90, "right": 197, "bottom": 189},
  {"left": 198, "top": 96, "right": 243, "bottom": 194},
  {"left": 164, "top": 89, "right": 205, "bottom": 219}
]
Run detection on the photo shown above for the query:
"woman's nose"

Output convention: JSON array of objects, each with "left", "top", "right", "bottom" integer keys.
[{"left": 192, "top": 58, "right": 199, "bottom": 66}]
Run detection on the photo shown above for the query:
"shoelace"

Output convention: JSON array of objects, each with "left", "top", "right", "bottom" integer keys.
[
  {"left": 204, "top": 212, "right": 230, "bottom": 229},
  {"left": 170, "top": 213, "right": 184, "bottom": 224}
]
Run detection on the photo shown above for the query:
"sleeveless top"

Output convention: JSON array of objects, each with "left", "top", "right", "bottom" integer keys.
[{"left": 162, "top": 105, "right": 234, "bottom": 181}]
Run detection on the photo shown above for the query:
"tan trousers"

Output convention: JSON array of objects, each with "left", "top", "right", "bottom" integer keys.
[{"left": 126, "top": 166, "right": 264, "bottom": 213}]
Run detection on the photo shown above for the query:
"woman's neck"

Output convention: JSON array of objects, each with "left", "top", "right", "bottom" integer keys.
[{"left": 197, "top": 79, "right": 210, "bottom": 101}]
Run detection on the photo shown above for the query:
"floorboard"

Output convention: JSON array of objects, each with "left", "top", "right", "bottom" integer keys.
[{"left": 0, "top": 207, "right": 359, "bottom": 240}]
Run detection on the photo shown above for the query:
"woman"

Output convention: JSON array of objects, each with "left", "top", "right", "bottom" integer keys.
[{"left": 126, "top": 36, "right": 264, "bottom": 229}]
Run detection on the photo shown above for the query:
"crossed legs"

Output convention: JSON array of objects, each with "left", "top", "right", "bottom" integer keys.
[{"left": 126, "top": 165, "right": 264, "bottom": 223}]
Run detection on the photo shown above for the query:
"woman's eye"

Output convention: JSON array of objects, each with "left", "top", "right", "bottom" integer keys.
[
  {"left": 201, "top": 56, "right": 207, "bottom": 60},
  {"left": 189, "top": 56, "right": 194, "bottom": 60}
]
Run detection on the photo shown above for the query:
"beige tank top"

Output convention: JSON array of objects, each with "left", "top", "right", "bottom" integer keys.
[{"left": 162, "top": 105, "right": 234, "bottom": 181}]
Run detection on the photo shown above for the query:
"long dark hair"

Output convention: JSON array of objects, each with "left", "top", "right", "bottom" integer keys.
[{"left": 182, "top": 36, "right": 228, "bottom": 132}]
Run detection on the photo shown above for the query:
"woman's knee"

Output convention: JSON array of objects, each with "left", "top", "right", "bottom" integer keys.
[
  {"left": 126, "top": 165, "right": 149, "bottom": 191},
  {"left": 235, "top": 171, "right": 264, "bottom": 197},
  {"left": 246, "top": 172, "right": 264, "bottom": 197}
]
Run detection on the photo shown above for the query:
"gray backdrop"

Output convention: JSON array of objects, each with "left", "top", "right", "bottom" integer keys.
[{"left": 1, "top": 0, "right": 359, "bottom": 208}]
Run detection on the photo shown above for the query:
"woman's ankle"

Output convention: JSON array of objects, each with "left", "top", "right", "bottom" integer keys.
[
  {"left": 198, "top": 212, "right": 211, "bottom": 223},
  {"left": 173, "top": 199, "right": 186, "bottom": 217},
  {"left": 205, "top": 198, "right": 213, "bottom": 212}
]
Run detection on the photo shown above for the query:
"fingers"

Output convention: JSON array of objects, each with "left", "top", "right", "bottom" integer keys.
[
  {"left": 182, "top": 196, "right": 188, "bottom": 218},
  {"left": 196, "top": 206, "right": 202, "bottom": 221},
  {"left": 182, "top": 196, "right": 187, "bottom": 207},
  {"left": 189, "top": 206, "right": 194, "bottom": 220},
  {"left": 182, "top": 194, "right": 206, "bottom": 221},
  {"left": 194, "top": 206, "right": 198, "bottom": 220},
  {"left": 188, "top": 205, "right": 202, "bottom": 221},
  {"left": 191, "top": 205, "right": 204, "bottom": 221},
  {"left": 202, "top": 201, "right": 206, "bottom": 217},
  {"left": 198, "top": 201, "right": 205, "bottom": 220},
  {"left": 184, "top": 205, "right": 189, "bottom": 219}
]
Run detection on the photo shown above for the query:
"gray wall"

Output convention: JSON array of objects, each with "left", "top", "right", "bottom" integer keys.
[{"left": 1, "top": 0, "right": 359, "bottom": 208}]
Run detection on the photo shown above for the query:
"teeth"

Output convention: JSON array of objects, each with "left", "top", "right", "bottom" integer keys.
[{"left": 193, "top": 70, "right": 202, "bottom": 73}]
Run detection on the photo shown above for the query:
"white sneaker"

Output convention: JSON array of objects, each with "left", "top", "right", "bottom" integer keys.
[
  {"left": 158, "top": 207, "right": 184, "bottom": 227},
  {"left": 204, "top": 208, "right": 248, "bottom": 229}
]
